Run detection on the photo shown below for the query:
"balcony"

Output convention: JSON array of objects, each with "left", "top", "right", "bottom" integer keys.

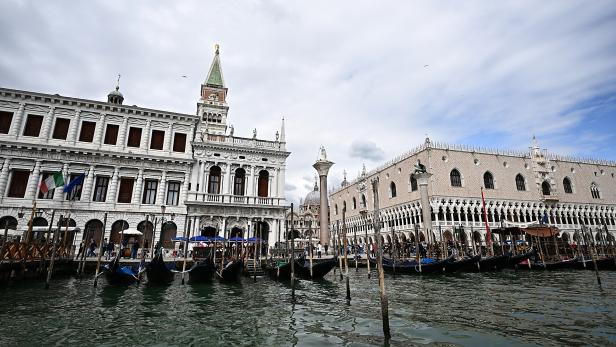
[{"left": 187, "top": 192, "right": 285, "bottom": 206}]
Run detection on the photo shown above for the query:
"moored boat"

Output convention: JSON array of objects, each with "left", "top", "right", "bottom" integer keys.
[
  {"left": 477, "top": 254, "right": 510, "bottom": 271},
  {"left": 188, "top": 258, "right": 216, "bottom": 283},
  {"left": 370, "top": 256, "right": 452, "bottom": 274},
  {"left": 265, "top": 259, "right": 293, "bottom": 280},
  {"left": 507, "top": 250, "right": 535, "bottom": 267},
  {"left": 217, "top": 259, "right": 244, "bottom": 282},
  {"left": 573, "top": 256, "right": 616, "bottom": 270},
  {"left": 104, "top": 256, "right": 138, "bottom": 285},
  {"left": 444, "top": 255, "right": 481, "bottom": 273},
  {"left": 146, "top": 252, "right": 175, "bottom": 284},
  {"left": 294, "top": 257, "right": 338, "bottom": 280}
]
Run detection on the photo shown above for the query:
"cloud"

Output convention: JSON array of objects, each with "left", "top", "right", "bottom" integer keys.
[
  {"left": 349, "top": 140, "right": 385, "bottom": 162},
  {"left": 1, "top": 1, "right": 615, "bottom": 205},
  {"left": 284, "top": 183, "right": 297, "bottom": 192}
]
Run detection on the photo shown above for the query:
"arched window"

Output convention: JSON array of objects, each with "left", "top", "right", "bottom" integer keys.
[
  {"left": 590, "top": 183, "right": 601, "bottom": 199},
  {"left": 515, "top": 174, "right": 526, "bottom": 191},
  {"left": 352, "top": 197, "right": 357, "bottom": 209},
  {"left": 257, "top": 170, "right": 269, "bottom": 197},
  {"left": 342, "top": 200, "right": 347, "bottom": 212},
  {"left": 208, "top": 166, "right": 221, "bottom": 194},
  {"left": 410, "top": 175, "right": 418, "bottom": 191},
  {"left": 542, "top": 181, "right": 551, "bottom": 195},
  {"left": 233, "top": 168, "right": 245, "bottom": 196},
  {"left": 450, "top": 169, "right": 462, "bottom": 187},
  {"left": 334, "top": 204, "right": 338, "bottom": 215},
  {"left": 483, "top": 172, "right": 494, "bottom": 189},
  {"left": 563, "top": 177, "right": 573, "bottom": 194},
  {"left": 361, "top": 194, "right": 366, "bottom": 208},
  {"left": 390, "top": 182, "right": 397, "bottom": 197}
]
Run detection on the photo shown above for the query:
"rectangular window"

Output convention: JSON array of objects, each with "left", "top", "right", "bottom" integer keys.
[
  {"left": 52, "top": 118, "right": 70, "bottom": 140},
  {"left": 22, "top": 114, "right": 44, "bottom": 137},
  {"left": 78, "top": 121, "right": 96, "bottom": 142},
  {"left": 166, "top": 181, "right": 181, "bottom": 206},
  {"left": 117, "top": 178, "right": 135, "bottom": 203},
  {"left": 104, "top": 124, "right": 119, "bottom": 145},
  {"left": 66, "top": 173, "right": 83, "bottom": 201},
  {"left": 92, "top": 176, "right": 109, "bottom": 202},
  {"left": 173, "top": 133, "right": 187, "bottom": 152},
  {"left": 127, "top": 127, "right": 142, "bottom": 147},
  {"left": 38, "top": 172, "right": 56, "bottom": 199},
  {"left": 0, "top": 111, "right": 13, "bottom": 134},
  {"left": 7, "top": 170, "right": 30, "bottom": 198},
  {"left": 150, "top": 130, "right": 165, "bottom": 150},
  {"left": 142, "top": 179, "right": 158, "bottom": 204}
]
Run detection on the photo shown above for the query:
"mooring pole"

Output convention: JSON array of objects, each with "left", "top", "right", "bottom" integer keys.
[
  {"left": 582, "top": 227, "right": 601, "bottom": 287},
  {"left": 181, "top": 214, "right": 190, "bottom": 285},
  {"left": 93, "top": 212, "right": 107, "bottom": 287},
  {"left": 290, "top": 203, "right": 295, "bottom": 299},
  {"left": 254, "top": 221, "right": 258, "bottom": 283},
  {"left": 337, "top": 220, "right": 343, "bottom": 280},
  {"left": 364, "top": 213, "right": 371, "bottom": 278},
  {"left": 342, "top": 207, "right": 350, "bottom": 302},
  {"left": 371, "top": 177, "right": 390, "bottom": 339},
  {"left": 45, "top": 213, "right": 61, "bottom": 289}
]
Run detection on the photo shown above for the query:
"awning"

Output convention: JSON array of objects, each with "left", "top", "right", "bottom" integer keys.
[
  {"left": 120, "top": 228, "right": 143, "bottom": 236},
  {"left": 172, "top": 236, "right": 187, "bottom": 242},
  {"left": 523, "top": 226, "right": 560, "bottom": 237}
]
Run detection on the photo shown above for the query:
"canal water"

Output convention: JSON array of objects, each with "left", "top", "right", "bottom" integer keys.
[{"left": 0, "top": 269, "right": 615, "bottom": 346}]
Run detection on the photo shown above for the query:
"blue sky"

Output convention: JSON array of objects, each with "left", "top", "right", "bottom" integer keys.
[{"left": 0, "top": 0, "right": 615, "bottom": 205}]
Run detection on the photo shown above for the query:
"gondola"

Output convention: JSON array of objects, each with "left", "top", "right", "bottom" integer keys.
[
  {"left": 477, "top": 254, "right": 511, "bottom": 271},
  {"left": 294, "top": 257, "right": 338, "bottom": 280},
  {"left": 188, "top": 258, "right": 216, "bottom": 283},
  {"left": 104, "top": 254, "right": 138, "bottom": 285},
  {"left": 573, "top": 256, "right": 616, "bottom": 270},
  {"left": 216, "top": 259, "right": 244, "bottom": 282},
  {"left": 507, "top": 250, "right": 535, "bottom": 267},
  {"left": 146, "top": 252, "right": 175, "bottom": 284},
  {"left": 443, "top": 255, "right": 481, "bottom": 273},
  {"left": 265, "top": 259, "right": 293, "bottom": 280},
  {"left": 369, "top": 256, "right": 452, "bottom": 274},
  {"left": 521, "top": 258, "right": 578, "bottom": 270}
]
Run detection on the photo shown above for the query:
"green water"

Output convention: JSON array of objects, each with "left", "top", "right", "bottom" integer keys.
[{"left": 0, "top": 269, "right": 615, "bottom": 346}]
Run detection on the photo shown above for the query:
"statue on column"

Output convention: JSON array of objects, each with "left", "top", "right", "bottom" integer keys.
[
  {"left": 252, "top": 128, "right": 257, "bottom": 139},
  {"left": 414, "top": 159, "right": 427, "bottom": 174}
]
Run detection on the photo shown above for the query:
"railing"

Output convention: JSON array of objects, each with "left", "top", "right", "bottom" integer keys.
[
  {"left": 187, "top": 192, "right": 284, "bottom": 206},
  {"left": 0, "top": 241, "right": 73, "bottom": 262},
  {"left": 201, "top": 134, "right": 285, "bottom": 151}
]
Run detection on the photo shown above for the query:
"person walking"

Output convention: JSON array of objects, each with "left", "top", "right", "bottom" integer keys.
[
  {"left": 87, "top": 238, "right": 96, "bottom": 257},
  {"left": 103, "top": 238, "right": 111, "bottom": 260},
  {"left": 317, "top": 242, "right": 322, "bottom": 258},
  {"left": 131, "top": 240, "right": 140, "bottom": 259}
]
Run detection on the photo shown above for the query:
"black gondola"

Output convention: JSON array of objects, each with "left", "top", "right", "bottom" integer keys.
[
  {"left": 477, "top": 254, "right": 511, "bottom": 271},
  {"left": 444, "top": 255, "right": 481, "bottom": 273},
  {"left": 146, "top": 252, "right": 175, "bottom": 284},
  {"left": 369, "top": 256, "right": 452, "bottom": 274},
  {"left": 522, "top": 258, "right": 578, "bottom": 270},
  {"left": 507, "top": 250, "right": 535, "bottom": 267},
  {"left": 216, "top": 259, "right": 244, "bottom": 282},
  {"left": 294, "top": 257, "right": 338, "bottom": 280},
  {"left": 265, "top": 259, "right": 293, "bottom": 280},
  {"left": 104, "top": 254, "right": 138, "bottom": 285},
  {"left": 573, "top": 256, "right": 616, "bottom": 270},
  {"left": 188, "top": 258, "right": 216, "bottom": 283}
]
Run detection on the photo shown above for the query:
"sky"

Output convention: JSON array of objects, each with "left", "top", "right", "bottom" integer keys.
[{"left": 1, "top": 0, "right": 615, "bottom": 206}]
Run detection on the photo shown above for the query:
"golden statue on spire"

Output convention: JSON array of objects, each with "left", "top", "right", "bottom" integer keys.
[{"left": 214, "top": 44, "right": 220, "bottom": 54}]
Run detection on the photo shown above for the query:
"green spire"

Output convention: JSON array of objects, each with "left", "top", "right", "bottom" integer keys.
[{"left": 205, "top": 44, "right": 225, "bottom": 87}]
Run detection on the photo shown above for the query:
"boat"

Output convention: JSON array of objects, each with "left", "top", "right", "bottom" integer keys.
[
  {"left": 104, "top": 255, "right": 138, "bottom": 285},
  {"left": 188, "top": 258, "right": 216, "bottom": 283},
  {"left": 369, "top": 256, "right": 452, "bottom": 274},
  {"left": 520, "top": 258, "right": 578, "bottom": 270},
  {"left": 216, "top": 259, "right": 244, "bottom": 282},
  {"left": 507, "top": 250, "right": 535, "bottom": 267},
  {"left": 146, "top": 252, "right": 175, "bottom": 284},
  {"left": 265, "top": 259, "right": 293, "bottom": 280},
  {"left": 294, "top": 257, "right": 338, "bottom": 280},
  {"left": 443, "top": 255, "right": 481, "bottom": 273},
  {"left": 477, "top": 254, "right": 511, "bottom": 271},
  {"left": 573, "top": 256, "right": 616, "bottom": 270}
]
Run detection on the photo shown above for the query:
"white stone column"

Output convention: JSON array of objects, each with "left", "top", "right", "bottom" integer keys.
[
  {"left": 141, "top": 120, "right": 151, "bottom": 149},
  {"left": 131, "top": 168, "right": 144, "bottom": 205},
  {"left": 118, "top": 117, "right": 128, "bottom": 149},
  {"left": 415, "top": 172, "right": 433, "bottom": 244},
  {"left": 278, "top": 167, "right": 285, "bottom": 199},
  {"left": 25, "top": 160, "right": 42, "bottom": 201},
  {"left": 164, "top": 122, "right": 173, "bottom": 152},
  {"left": 81, "top": 165, "right": 95, "bottom": 202},
  {"left": 40, "top": 106, "right": 55, "bottom": 142},
  {"left": 0, "top": 158, "right": 10, "bottom": 199},
  {"left": 94, "top": 113, "right": 106, "bottom": 148},
  {"left": 313, "top": 154, "right": 334, "bottom": 246},
  {"left": 8, "top": 102, "right": 25, "bottom": 137},
  {"left": 67, "top": 110, "right": 80, "bottom": 144},
  {"left": 180, "top": 171, "right": 190, "bottom": 204},
  {"left": 156, "top": 171, "right": 167, "bottom": 206},
  {"left": 107, "top": 167, "right": 119, "bottom": 203},
  {"left": 222, "top": 164, "right": 231, "bottom": 195},
  {"left": 54, "top": 163, "right": 69, "bottom": 202}
]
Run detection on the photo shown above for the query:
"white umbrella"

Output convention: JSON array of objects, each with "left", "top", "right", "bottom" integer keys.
[{"left": 121, "top": 228, "right": 143, "bottom": 236}]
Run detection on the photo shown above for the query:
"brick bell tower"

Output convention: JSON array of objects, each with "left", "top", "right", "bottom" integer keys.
[{"left": 197, "top": 44, "right": 229, "bottom": 136}]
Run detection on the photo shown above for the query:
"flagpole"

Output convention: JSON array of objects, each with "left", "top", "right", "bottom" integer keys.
[{"left": 481, "top": 187, "right": 493, "bottom": 257}]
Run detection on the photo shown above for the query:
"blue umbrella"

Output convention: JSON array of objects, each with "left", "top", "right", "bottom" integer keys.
[
  {"left": 209, "top": 236, "right": 226, "bottom": 242},
  {"left": 172, "top": 236, "right": 187, "bottom": 242},
  {"left": 247, "top": 237, "right": 262, "bottom": 243},
  {"left": 189, "top": 235, "right": 209, "bottom": 242},
  {"left": 229, "top": 236, "right": 245, "bottom": 242}
]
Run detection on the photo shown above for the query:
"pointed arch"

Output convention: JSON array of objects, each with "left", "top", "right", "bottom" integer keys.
[
  {"left": 542, "top": 181, "right": 551, "bottom": 196},
  {"left": 450, "top": 169, "right": 462, "bottom": 187},
  {"left": 563, "top": 177, "right": 573, "bottom": 194},
  {"left": 410, "top": 175, "right": 418, "bottom": 191},
  {"left": 389, "top": 182, "right": 397, "bottom": 198},
  {"left": 515, "top": 174, "right": 526, "bottom": 191},
  {"left": 483, "top": 171, "right": 494, "bottom": 189},
  {"left": 208, "top": 165, "right": 221, "bottom": 194}
]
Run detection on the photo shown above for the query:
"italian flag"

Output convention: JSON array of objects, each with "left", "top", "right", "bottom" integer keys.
[{"left": 40, "top": 172, "right": 64, "bottom": 194}]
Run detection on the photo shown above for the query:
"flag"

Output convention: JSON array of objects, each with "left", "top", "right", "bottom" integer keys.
[
  {"left": 63, "top": 173, "right": 85, "bottom": 199},
  {"left": 40, "top": 172, "right": 64, "bottom": 193}
]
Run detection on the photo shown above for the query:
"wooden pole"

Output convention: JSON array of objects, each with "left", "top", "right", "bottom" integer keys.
[
  {"left": 308, "top": 222, "right": 313, "bottom": 278},
  {"left": 438, "top": 225, "right": 445, "bottom": 259},
  {"left": 390, "top": 226, "right": 396, "bottom": 278},
  {"left": 337, "top": 220, "right": 343, "bottom": 280},
  {"left": 39, "top": 209, "right": 55, "bottom": 275},
  {"left": 61, "top": 212, "right": 71, "bottom": 259},
  {"left": 93, "top": 212, "right": 107, "bottom": 287},
  {"left": 254, "top": 221, "right": 258, "bottom": 283},
  {"left": 45, "top": 213, "right": 59, "bottom": 289},
  {"left": 582, "top": 228, "right": 601, "bottom": 287},
  {"left": 290, "top": 203, "right": 295, "bottom": 298},
  {"left": 371, "top": 177, "right": 390, "bottom": 340},
  {"left": 414, "top": 223, "right": 422, "bottom": 273},
  {"left": 181, "top": 214, "right": 190, "bottom": 285},
  {"left": 365, "top": 216, "right": 371, "bottom": 279},
  {"left": 354, "top": 222, "right": 358, "bottom": 272},
  {"left": 77, "top": 224, "right": 90, "bottom": 278},
  {"left": 343, "top": 208, "right": 350, "bottom": 301}
]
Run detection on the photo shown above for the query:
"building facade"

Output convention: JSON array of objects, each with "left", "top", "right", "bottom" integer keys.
[
  {"left": 329, "top": 137, "right": 616, "bottom": 247},
  {"left": 0, "top": 47, "right": 289, "bottom": 252},
  {"left": 286, "top": 176, "right": 322, "bottom": 240}
]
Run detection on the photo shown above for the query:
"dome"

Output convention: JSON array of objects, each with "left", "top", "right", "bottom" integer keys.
[{"left": 303, "top": 178, "right": 320, "bottom": 206}]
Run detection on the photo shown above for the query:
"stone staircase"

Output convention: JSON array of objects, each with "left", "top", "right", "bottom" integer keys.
[{"left": 244, "top": 258, "right": 265, "bottom": 276}]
